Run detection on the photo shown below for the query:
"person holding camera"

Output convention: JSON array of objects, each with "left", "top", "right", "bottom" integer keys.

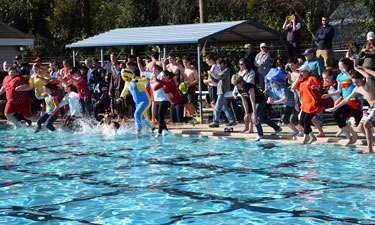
[
  {"left": 358, "top": 32, "right": 375, "bottom": 71},
  {"left": 282, "top": 14, "right": 301, "bottom": 58}
]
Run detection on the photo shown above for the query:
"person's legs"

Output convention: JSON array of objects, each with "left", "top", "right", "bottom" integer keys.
[
  {"left": 299, "top": 111, "right": 316, "bottom": 144},
  {"left": 46, "top": 115, "right": 58, "bottom": 131},
  {"left": 259, "top": 73, "right": 266, "bottom": 91},
  {"left": 312, "top": 117, "right": 325, "bottom": 137},
  {"left": 5, "top": 113, "right": 20, "bottom": 128},
  {"left": 36, "top": 113, "right": 49, "bottom": 132},
  {"left": 316, "top": 49, "right": 325, "bottom": 67},
  {"left": 84, "top": 96, "right": 92, "bottom": 116},
  {"left": 221, "top": 97, "right": 235, "bottom": 124},
  {"left": 254, "top": 101, "right": 265, "bottom": 137},
  {"left": 140, "top": 99, "right": 153, "bottom": 130},
  {"left": 212, "top": 94, "right": 225, "bottom": 126},
  {"left": 157, "top": 101, "right": 170, "bottom": 134},
  {"left": 176, "top": 102, "right": 185, "bottom": 123},
  {"left": 283, "top": 106, "right": 298, "bottom": 133},
  {"left": 364, "top": 120, "right": 374, "bottom": 153},
  {"left": 258, "top": 100, "right": 280, "bottom": 132}
]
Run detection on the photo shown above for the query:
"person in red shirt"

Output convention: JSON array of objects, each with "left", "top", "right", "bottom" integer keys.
[
  {"left": 154, "top": 70, "right": 185, "bottom": 123},
  {"left": 0, "top": 67, "right": 33, "bottom": 128},
  {"left": 291, "top": 65, "right": 323, "bottom": 144}
]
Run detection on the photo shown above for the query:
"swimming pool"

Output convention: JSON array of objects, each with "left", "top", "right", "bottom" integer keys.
[{"left": 1, "top": 123, "right": 375, "bottom": 224}]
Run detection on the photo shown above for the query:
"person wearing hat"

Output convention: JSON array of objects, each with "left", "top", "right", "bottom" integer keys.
[
  {"left": 291, "top": 65, "right": 323, "bottom": 145},
  {"left": 314, "top": 16, "right": 335, "bottom": 67},
  {"left": 254, "top": 43, "right": 271, "bottom": 91},
  {"left": 358, "top": 32, "right": 375, "bottom": 71},
  {"left": 265, "top": 69, "right": 303, "bottom": 137},
  {"left": 14, "top": 55, "right": 29, "bottom": 76},
  {"left": 302, "top": 48, "right": 325, "bottom": 79}
]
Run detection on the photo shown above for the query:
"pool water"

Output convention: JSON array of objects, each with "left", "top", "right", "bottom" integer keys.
[{"left": 1, "top": 123, "right": 375, "bottom": 224}]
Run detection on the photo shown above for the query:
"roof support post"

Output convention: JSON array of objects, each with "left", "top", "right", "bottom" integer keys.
[
  {"left": 163, "top": 45, "right": 167, "bottom": 58},
  {"left": 72, "top": 49, "right": 76, "bottom": 67},
  {"left": 131, "top": 46, "right": 134, "bottom": 55},
  {"left": 197, "top": 43, "right": 203, "bottom": 123},
  {"left": 100, "top": 47, "right": 104, "bottom": 67}
]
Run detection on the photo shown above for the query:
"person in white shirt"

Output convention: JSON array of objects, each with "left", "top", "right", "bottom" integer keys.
[
  {"left": 59, "top": 84, "right": 81, "bottom": 129},
  {"left": 203, "top": 55, "right": 219, "bottom": 115}
]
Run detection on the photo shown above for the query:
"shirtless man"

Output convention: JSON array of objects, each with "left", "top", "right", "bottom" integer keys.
[
  {"left": 326, "top": 63, "right": 375, "bottom": 153},
  {"left": 162, "top": 54, "right": 182, "bottom": 84},
  {"left": 182, "top": 55, "right": 199, "bottom": 117},
  {"left": 146, "top": 52, "right": 162, "bottom": 72}
]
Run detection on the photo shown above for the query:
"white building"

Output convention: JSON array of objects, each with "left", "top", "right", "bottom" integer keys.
[{"left": 0, "top": 23, "right": 34, "bottom": 64}]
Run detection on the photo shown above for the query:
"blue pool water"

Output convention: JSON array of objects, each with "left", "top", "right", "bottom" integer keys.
[{"left": 1, "top": 123, "right": 375, "bottom": 224}]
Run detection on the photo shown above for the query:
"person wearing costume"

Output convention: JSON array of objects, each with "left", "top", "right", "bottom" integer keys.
[
  {"left": 265, "top": 68, "right": 303, "bottom": 137},
  {"left": 34, "top": 79, "right": 61, "bottom": 132},
  {"left": 120, "top": 69, "right": 154, "bottom": 134}
]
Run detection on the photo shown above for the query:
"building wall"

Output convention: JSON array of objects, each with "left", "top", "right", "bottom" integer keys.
[{"left": 0, "top": 46, "right": 21, "bottom": 65}]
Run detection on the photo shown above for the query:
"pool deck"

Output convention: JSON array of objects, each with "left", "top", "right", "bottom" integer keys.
[
  {"left": 167, "top": 121, "right": 368, "bottom": 147},
  {"left": 0, "top": 118, "right": 368, "bottom": 147}
]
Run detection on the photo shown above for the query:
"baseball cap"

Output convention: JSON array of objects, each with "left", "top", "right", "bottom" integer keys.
[
  {"left": 297, "top": 65, "right": 311, "bottom": 72},
  {"left": 367, "top": 32, "right": 375, "bottom": 41},
  {"left": 302, "top": 49, "right": 315, "bottom": 55},
  {"left": 260, "top": 43, "right": 267, "bottom": 48},
  {"left": 14, "top": 55, "right": 22, "bottom": 60},
  {"left": 34, "top": 58, "right": 42, "bottom": 63}
]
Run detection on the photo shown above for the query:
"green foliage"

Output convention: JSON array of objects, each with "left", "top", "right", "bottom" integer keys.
[
  {"left": 0, "top": 0, "right": 367, "bottom": 59},
  {"left": 368, "top": 0, "right": 375, "bottom": 31}
]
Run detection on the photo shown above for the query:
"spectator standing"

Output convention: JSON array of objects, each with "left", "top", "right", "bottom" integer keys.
[
  {"left": 203, "top": 55, "right": 219, "bottom": 116},
  {"left": 92, "top": 58, "right": 105, "bottom": 77},
  {"left": 314, "top": 16, "right": 335, "bottom": 68},
  {"left": 208, "top": 58, "right": 237, "bottom": 128},
  {"left": 14, "top": 55, "right": 29, "bottom": 77},
  {"left": 254, "top": 43, "right": 271, "bottom": 91},
  {"left": 358, "top": 32, "right": 375, "bottom": 71},
  {"left": 243, "top": 43, "right": 256, "bottom": 67},
  {"left": 282, "top": 14, "right": 301, "bottom": 58}
]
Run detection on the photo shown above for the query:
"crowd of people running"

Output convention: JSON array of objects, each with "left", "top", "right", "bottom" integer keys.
[{"left": 1, "top": 16, "right": 375, "bottom": 153}]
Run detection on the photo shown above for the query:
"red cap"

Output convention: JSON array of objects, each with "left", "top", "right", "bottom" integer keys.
[{"left": 34, "top": 58, "right": 42, "bottom": 63}]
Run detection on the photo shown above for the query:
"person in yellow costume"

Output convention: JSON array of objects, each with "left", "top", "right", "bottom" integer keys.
[{"left": 120, "top": 68, "right": 154, "bottom": 134}]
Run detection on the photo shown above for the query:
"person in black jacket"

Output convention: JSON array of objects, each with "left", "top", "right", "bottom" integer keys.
[{"left": 314, "top": 16, "right": 335, "bottom": 68}]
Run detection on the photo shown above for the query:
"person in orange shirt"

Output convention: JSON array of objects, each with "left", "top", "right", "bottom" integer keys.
[{"left": 291, "top": 65, "right": 323, "bottom": 144}]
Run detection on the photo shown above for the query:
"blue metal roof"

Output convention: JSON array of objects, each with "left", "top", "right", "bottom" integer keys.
[{"left": 66, "top": 20, "right": 285, "bottom": 48}]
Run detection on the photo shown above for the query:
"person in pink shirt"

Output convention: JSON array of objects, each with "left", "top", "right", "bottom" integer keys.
[
  {"left": 59, "top": 67, "right": 92, "bottom": 117},
  {"left": 153, "top": 70, "right": 185, "bottom": 123}
]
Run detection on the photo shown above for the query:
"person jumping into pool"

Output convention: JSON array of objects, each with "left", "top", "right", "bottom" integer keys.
[
  {"left": 153, "top": 70, "right": 185, "bottom": 137},
  {"left": 326, "top": 63, "right": 375, "bottom": 153},
  {"left": 34, "top": 79, "right": 61, "bottom": 132},
  {"left": 0, "top": 67, "right": 34, "bottom": 128},
  {"left": 291, "top": 65, "right": 323, "bottom": 145},
  {"left": 265, "top": 68, "right": 303, "bottom": 137},
  {"left": 232, "top": 74, "right": 282, "bottom": 141},
  {"left": 58, "top": 84, "right": 81, "bottom": 129},
  {"left": 120, "top": 68, "right": 154, "bottom": 135},
  {"left": 98, "top": 110, "right": 120, "bottom": 130}
]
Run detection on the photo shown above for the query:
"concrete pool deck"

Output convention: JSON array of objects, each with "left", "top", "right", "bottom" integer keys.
[
  {"left": 167, "top": 121, "right": 368, "bottom": 147},
  {"left": 0, "top": 118, "right": 369, "bottom": 148}
]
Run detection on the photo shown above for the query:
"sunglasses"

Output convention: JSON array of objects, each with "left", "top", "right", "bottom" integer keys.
[
  {"left": 261, "top": 47, "right": 266, "bottom": 48},
  {"left": 239, "top": 64, "right": 244, "bottom": 66}
]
